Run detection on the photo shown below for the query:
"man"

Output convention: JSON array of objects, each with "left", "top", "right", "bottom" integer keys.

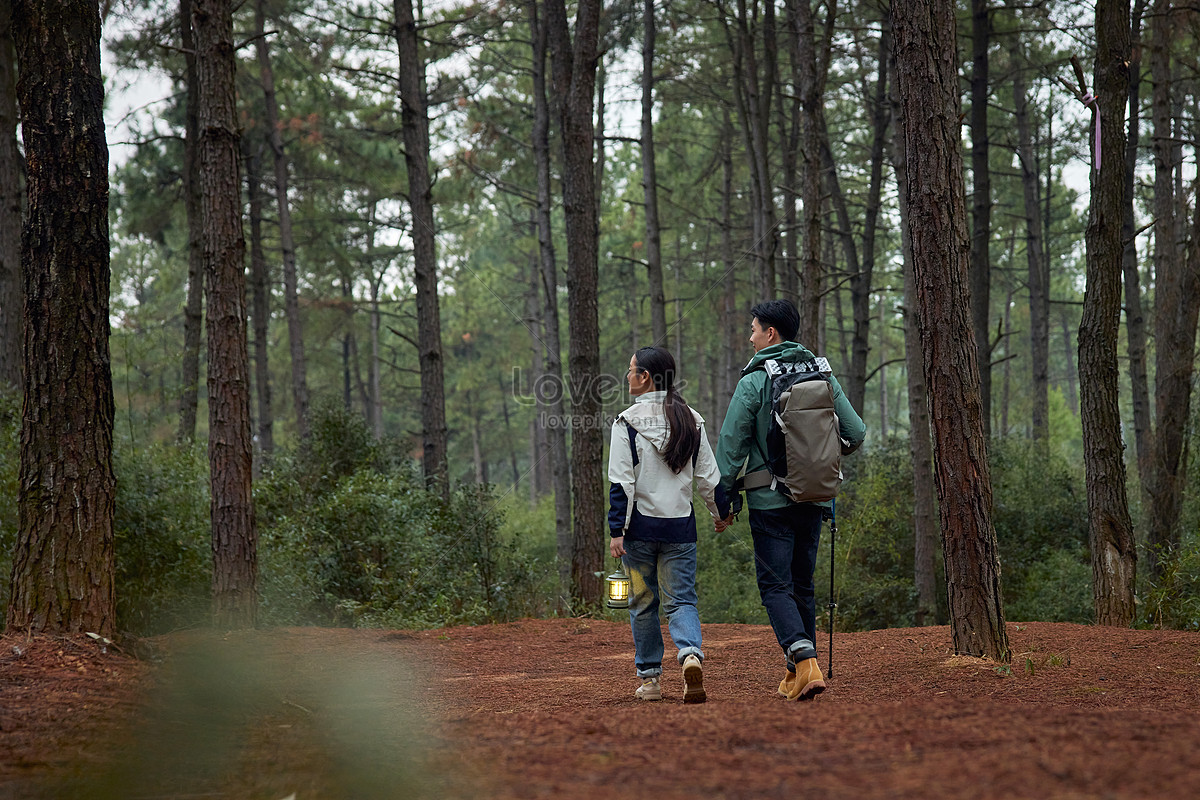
[{"left": 715, "top": 299, "right": 865, "bottom": 700}]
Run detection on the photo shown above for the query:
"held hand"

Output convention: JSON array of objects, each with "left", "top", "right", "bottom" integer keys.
[
  {"left": 610, "top": 536, "right": 626, "bottom": 558},
  {"left": 714, "top": 515, "right": 733, "bottom": 532}
]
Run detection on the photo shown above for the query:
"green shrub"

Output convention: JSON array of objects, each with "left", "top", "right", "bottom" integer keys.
[
  {"left": 113, "top": 440, "right": 211, "bottom": 633},
  {"left": 1141, "top": 536, "right": 1200, "bottom": 630},
  {"left": 697, "top": 502, "right": 767, "bottom": 624},
  {"left": 824, "top": 438, "right": 939, "bottom": 631},
  {"left": 1005, "top": 547, "right": 1093, "bottom": 623},
  {"left": 259, "top": 468, "right": 547, "bottom": 628},
  {"left": 990, "top": 438, "right": 1091, "bottom": 622}
]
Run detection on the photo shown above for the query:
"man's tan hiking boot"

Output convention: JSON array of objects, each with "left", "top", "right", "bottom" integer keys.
[
  {"left": 778, "top": 669, "right": 797, "bottom": 697},
  {"left": 784, "top": 657, "right": 826, "bottom": 701},
  {"left": 682, "top": 654, "right": 706, "bottom": 704},
  {"left": 635, "top": 676, "right": 662, "bottom": 701}
]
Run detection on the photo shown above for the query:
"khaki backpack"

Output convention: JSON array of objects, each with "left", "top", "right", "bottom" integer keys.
[{"left": 742, "top": 357, "right": 845, "bottom": 503}]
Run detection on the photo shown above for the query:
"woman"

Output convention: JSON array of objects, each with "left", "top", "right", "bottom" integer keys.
[{"left": 608, "top": 346, "right": 729, "bottom": 703}]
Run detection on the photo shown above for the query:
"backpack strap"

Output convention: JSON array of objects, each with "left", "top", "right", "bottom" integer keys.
[
  {"left": 743, "top": 469, "right": 775, "bottom": 491},
  {"left": 624, "top": 421, "right": 639, "bottom": 468},
  {"left": 625, "top": 418, "right": 700, "bottom": 470}
]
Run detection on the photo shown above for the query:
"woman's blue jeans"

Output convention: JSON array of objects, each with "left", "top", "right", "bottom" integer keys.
[
  {"left": 749, "top": 503, "right": 823, "bottom": 666},
  {"left": 622, "top": 539, "right": 704, "bottom": 678}
]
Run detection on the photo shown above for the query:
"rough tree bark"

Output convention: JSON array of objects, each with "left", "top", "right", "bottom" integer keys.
[
  {"left": 178, "top": 0, "right": 204, "bottom": 443},
  {"left": 776, "top": 16, "right": 799, "bottom": 308},
  {"left": 890, "top": 33, "right": 938, "bottom": 625},
  {"left": 1012, "top": 60, "right": 1050, "bottom": 442},
  {"left": 365, "top": 200, "right": 383, "bottom": 440},
  {"left": 1122, "top": 0, "right": 1151, "bottom": 485},
  {"left": 969, "top": 0, "right": 992, "bottom": 440},
  {"left": 723, "top": 0, "right": 778, "bottom": 299},
  {"left": 524, "top": 229, "right": 547, "bottom": 504},
  {"left": 833, "top": 27, "right": 891, "bottom": 414},
  {"left": 0, "top": 0, "right": 22, "bottom": 390},
  {"left": 195, "top": 0, "right": 257, "bottom": 628},
  {"left": 641, "top": 0, "right": 668, "bottom": 345},
  {"left": 788, "top": 0, "right": 825, "bottom": 345},
  {"left": 255, "top": 0, "right": 310, "bottom": 442},
  {"left": 892, "top": 0, "right": 1008, "bottom": 660},
  {"left": 394, "top": 0, "right": 449, "bottom": 497},
  {"left": 1079, "top": 0, "right": 1137, "bottom": 626},
  {"left": 528, "top": 0, "right": 573, "bottom": 602},
  {"left": 6, "top": 0, "right": 115, "bottom": 635},
  {"left": 1145, "top": 208, "right": 1200, "bottom": 582},
  {"left": 1144, "top": 0, "right": 1199, "bottom": 583},
  {"left": 719, "top": 112, "right": 739, "bottom": 425},
  {"left": 545, "top": 0, "right": 603, "bottom": 605}
]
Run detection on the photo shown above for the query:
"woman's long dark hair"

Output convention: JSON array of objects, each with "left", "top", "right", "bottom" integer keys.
[{"left": 633, "top": 346, "right": 700, "bottom": 473}]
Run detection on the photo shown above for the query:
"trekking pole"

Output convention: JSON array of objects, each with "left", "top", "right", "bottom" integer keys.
[{"left": 828, "top": 499, "right": 837, "bottom": 679}]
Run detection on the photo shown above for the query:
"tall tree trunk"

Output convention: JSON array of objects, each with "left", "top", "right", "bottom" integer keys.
[
  {"left": 523, "top": 239, "right": 547, "bottom": 501},
  {"left": 719, "top": 113, "right": 738, "bottom": 425},
  {"left": 594, "top": 54, "right": 605, "bottom": 228},
  {"left": 365, "top": 201, "right": 383, "bottom": 440},
  {"left": 1000, "top": 277, "right": 1014, "bottom": 435},
  {"left": 255, "top": 0, "right": 309, "bottom": 442},
  {"left": 1012, "top": 61, "right": 1050, "bottom": 442},
  {"left": 470, "top": 391, "right": 485, "bottom": 484},
  {"left": 178, "top": 0, "right": 204, "bottom": 442},
  {"left": 892, "top": 0, "right": 1008, "bottom": 661},
  {"left": 625, "top": 256, "right": 638, "bottom": 354},
  {"left": 0, "top": 0, "right": 22, "bottom": 390},
  {"left": 833, "top": 28, "right": 891, "bottom": 412},
  {"left": 775, "top": 55, "right": 799, "bottom": 307},
  {"left": 499, "top": 373, "right": 520, "bottom": 490},
  {"left": 790, "top": 0, "right": 823, "bottom": 345},
  {"left": 545, "top": 0, "right": 603, "bottom": 605},
  {"left": 725, "top": 0, "right": 778, "bottom": 299},
  {"left": 890, "top": 34, "right": 938, "bottom": 626},
  {"left": 6, "top": 0, "right": 114, "bottom": 635},
  {"left": 641, "top": 0, "right": 667, "bottom": 345},
  {"left": 525, "top": 234, "right": 546, "bottom": 499},
  {"left": 340, "top": 275, "right": 353, "bottom": 410},
  {"left": 244, "top": 140, "right": 274, "bottom": 461},
  {"left": 860, "top": 23, "right": 891, "bottom": 355},
  {"left": 528, "top": 0, "right": 572, "bottom": 601},
  {"left": 1145, "top": 207, "right": 1200, "bottom": 580},
  {"left": 1080, "top": 0, "right": 1137, "bottom": 626},
  {"left": 195, "top": 0, "right": 256, "bottom": 628},
  {"left": 394, "top": 0, "right": 449, "bottom": 497},
  {"left": 827, "top": 209, "right": 844, "bottom": 362},
  {"left": 1123, "top": 0, "right": 1151, "bottom": 487},
  {"left": 877, "top": 300, "right": 888, "bottom": 439},
  {"left": 1060, "top": 307, "right": 1079, "bottom": 416},
  {"left": 969, "top": 0, "right": 992, "bottom": 441},
  {"left": 1145, "top": 0, "right": 1200, "bottom": 584}
]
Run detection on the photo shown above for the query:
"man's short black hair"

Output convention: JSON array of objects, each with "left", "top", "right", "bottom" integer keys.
[{"left": 750, "top": 299, "right": 800, "bottom": 342}]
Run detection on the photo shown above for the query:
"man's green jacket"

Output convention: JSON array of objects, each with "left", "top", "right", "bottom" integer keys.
[{"left": 715, "top": 342, "right": 867, "bottom": 511}]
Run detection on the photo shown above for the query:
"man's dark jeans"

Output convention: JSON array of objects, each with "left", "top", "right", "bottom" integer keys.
[{"left": 749, "top": 502, "right": 824, "bottom": 665}]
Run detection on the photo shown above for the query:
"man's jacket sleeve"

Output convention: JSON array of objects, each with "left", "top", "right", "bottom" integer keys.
[
  {"left": 693, "top": 423, "right": 730, "bottom": 520},
  {"left": 828, "top": 373, "right": 867, "bottom": 454},
  {"left": 715, "top": 377, "right": 761, "bottom": 495},
  {"left": 607, "top": 420, "right": 636, "bottom": 536}
]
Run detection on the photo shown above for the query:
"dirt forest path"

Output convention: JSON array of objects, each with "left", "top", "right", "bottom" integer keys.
[{"left": 3, "top": 619, "right": 1200, "bottom": 799}]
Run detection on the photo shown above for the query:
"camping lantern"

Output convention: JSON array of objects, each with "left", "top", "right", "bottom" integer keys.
[{"left": 605, "top": 563, "right": 631, "bottom": 609}]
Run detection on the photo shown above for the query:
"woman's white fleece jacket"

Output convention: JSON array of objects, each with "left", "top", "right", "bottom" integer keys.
[{"left": 607, "top": 391, "right": 730, "bottom": 543}]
